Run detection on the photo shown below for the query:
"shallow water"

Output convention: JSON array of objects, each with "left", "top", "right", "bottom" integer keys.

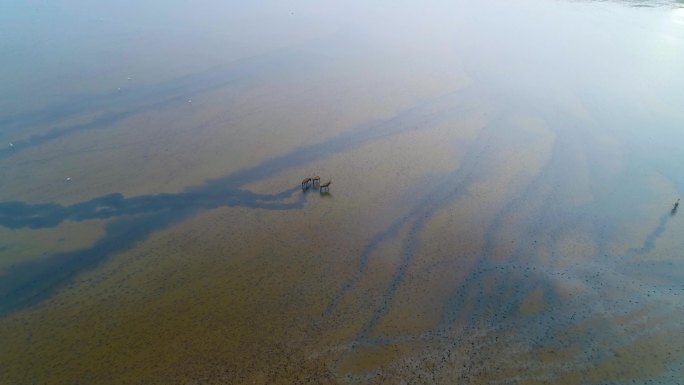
[{"left": 1, "top": 0, "right": 684, "bottom": 384}]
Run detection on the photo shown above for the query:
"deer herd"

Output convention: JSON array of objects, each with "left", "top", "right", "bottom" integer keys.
[{"left": 302, "top": 175, "right": 332, "bottom": 193}]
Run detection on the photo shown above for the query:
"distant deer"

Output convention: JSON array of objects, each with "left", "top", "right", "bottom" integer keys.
[
  {"left": 301, "top": 177, "right": 312, "bottom": 190},
  {"left": 671, "top": 198, "right": 680, "bottom": 216},
  {"left": 312, "top": 175, "right": 321, "bottom": 186},
  {"left": 320, "top": 180, "right": 332, "bottom": 193}
]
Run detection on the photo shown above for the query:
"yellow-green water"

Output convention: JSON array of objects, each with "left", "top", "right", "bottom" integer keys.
[{"left": 1, "top": 0, "right": 684, "bottom": 384}]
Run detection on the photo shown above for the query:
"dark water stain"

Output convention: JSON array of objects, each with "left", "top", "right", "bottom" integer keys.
[
  {"left": 318, "top": 216, "right": 407, "bottom": 321},
  {"left": 0, "top": 187, "right": 304, "bottom": 316},
  {"left": 316, "top": 109, "right": 502, "bottom": 339},
  {"left": 313, "top": 86, "right": 683, "bottom": 353},
  {"left": 1, "top": 89, "right": 472, "bottom": 231},
  {"left": 320, "top": 101, "right": 568, "bottom": 340},
  {"left": 0, "top": 49, "right": 320, "bottom": 159},
  {"left": 314, "top": 91, "right": 678, "bottom": 356},
  {"left": 197, "top": 90, "right": 477, "bottom": 190},
  {"left": 352, "top": 105, "right": 589, "bottom": 340},
  {"left": 0, "top": 88, "right": 476, "bottom": 316},
  {"left": 0, "top": 188, "right": 301, "bottom": 230},
  {"left": 439, "top": 109, "right": 580, "bottom": 330},
  {"left": 437, "top": 103, "right": 681, "bottom": 353},
  {"left": 0, "top": 210, "right": 190, "bottom": 316},
  {"left": 354, "top": 160, "right": 483, "bottom": 340}
]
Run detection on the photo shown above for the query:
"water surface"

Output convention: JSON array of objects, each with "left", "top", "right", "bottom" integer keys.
[{"left": 1, "top": 0, "right": 684, "bottom": 384}]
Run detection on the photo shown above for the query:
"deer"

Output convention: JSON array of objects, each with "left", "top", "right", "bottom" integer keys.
[
  {"left": 320, "top": 179, "right": 332, "bottom": 193},
  {"left": 671, "top": 198, "right": 680, "bottom": 216},
  {"left": 312, "top": 175, "right": 321, "bottom": 186},
  {"left": 301, "top": 177, "right": 312, "bottom": 190}
]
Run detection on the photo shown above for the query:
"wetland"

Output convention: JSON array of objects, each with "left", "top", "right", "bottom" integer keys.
[{"left": 1, "top": 0, "right": 684, "bottom": 384}]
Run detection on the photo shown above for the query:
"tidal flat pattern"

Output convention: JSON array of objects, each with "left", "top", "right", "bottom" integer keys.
[{"left": 1, "top": 0, "right": 684, "bottom": 384}]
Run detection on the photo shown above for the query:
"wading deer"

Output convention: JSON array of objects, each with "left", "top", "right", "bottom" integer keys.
[
  {"left": 320, "top": 180, "right": 332, "bottom": 193},
  {"left": 312, "top": 175, "right": 321, "bottom": 186},
  {"left": 301, "top": 177, "right": 312, "bottom": 190}
]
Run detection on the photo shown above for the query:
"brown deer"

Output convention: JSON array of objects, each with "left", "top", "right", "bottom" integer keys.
[
  {"left": 320, "top": 180, "right": 332, "bottom": 193},
  {"left": 312, "top": 175, "right": 321, "bottom": 186},
  {"left": 301, "top": 177, "right": 312, "bottom": 190}
]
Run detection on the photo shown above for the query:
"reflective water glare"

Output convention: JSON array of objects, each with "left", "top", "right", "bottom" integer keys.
[{"left": 1, "top": 0, "right": 683, "bottom": 383}]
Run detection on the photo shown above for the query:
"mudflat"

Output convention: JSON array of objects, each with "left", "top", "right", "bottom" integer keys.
[{"left": 1, "top": 0, "right": 684, "bottom": 384}]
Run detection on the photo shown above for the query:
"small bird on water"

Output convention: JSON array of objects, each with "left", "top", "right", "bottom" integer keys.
[{"left": 9, "top": 142, "right": 14, "bottom": 148}]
